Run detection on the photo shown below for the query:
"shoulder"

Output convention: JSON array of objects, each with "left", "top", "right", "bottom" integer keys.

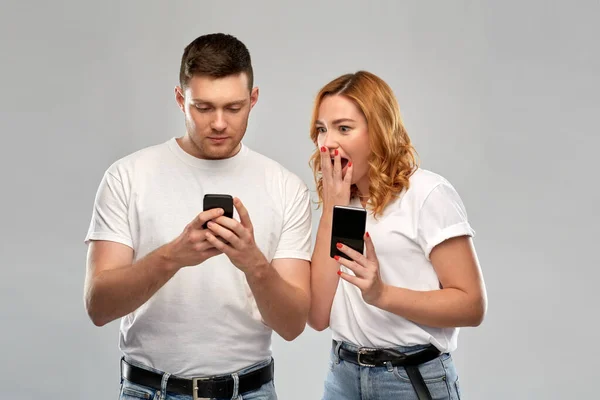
[
  {"left": 399, "top": 168, "right": 460, "bottom": 210},
  {"left": 105, "top": 139, "right": 172, "bottom": 180},
  {"left": 244, "top": 146, "right": 309, "bottom": 192}
]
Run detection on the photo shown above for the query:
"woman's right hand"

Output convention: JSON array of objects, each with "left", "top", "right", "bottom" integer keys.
[{"left": 320, "top": 145, "right": 353, "bottom": 211}]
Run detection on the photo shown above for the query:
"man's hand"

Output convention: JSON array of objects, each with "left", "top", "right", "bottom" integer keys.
[
  {"left": 162, "top": 207, "right": 225, "bottom": 269},
  {"left": 204, "top": 197, "right": 269, "bottom": 276}
]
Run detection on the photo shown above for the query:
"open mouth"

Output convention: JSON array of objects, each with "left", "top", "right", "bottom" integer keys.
[{"left": 331, "top": 157, "right": 349, "bottom": 169}]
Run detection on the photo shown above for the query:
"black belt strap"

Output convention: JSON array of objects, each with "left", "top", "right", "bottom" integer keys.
[
  {"left": 333, "top": 340, "right": 439, "bottom": 400},
  {"left": 121, "top": 358, "right": 274, "bottom": 399},
  {"left": 406, "top": 365, "right": 433, "bottom": 400}
]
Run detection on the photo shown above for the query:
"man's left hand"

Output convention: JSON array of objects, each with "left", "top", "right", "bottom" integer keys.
[{"left": 205, "top": 197, "right": 268, "bottom": 276}]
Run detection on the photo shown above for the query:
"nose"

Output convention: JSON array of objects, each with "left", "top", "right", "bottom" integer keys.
[
  {"left": 322, "top": 133, "right": 338, "bottom": 151},
  {"left": 210, "top": 110, "right": 227, "bottom": 132}
]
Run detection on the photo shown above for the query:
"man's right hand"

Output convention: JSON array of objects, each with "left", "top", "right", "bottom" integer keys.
[{"left": 162, "top": 208, "right": 226, "bottom": 269}]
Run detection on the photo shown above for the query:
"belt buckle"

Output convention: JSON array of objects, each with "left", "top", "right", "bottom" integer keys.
[
  {"left": 192, "top": 377, "right": 211, "bottom": 400},
  {"left": 357, "top": 347, "right": 377, "bottom": 367}
]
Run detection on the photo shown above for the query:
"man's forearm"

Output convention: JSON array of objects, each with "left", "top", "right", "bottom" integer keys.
[
  {"left": 246, "top": 264, "right": 310, "bottom": 341},
  {"left": 85, "top": 247, "right": 178, "bottom": 326}
]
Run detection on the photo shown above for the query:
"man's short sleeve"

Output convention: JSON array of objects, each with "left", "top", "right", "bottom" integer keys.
[
  {"left": 84, "top": 169, "right": 133, "bottom": 248},
  {"left": 272, "top": 180, "right": 312, "bottom": 261},
  {"left": 416, "top": 182, "right": 475, "bottom": 260}
]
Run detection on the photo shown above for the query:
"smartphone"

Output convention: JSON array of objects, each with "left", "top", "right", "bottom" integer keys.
[
  {"left": 330, "top": 205, "right": 367, "bottom": 260},
  {"left": 203, "top": 194, "right": 234, "bottom": 229}
]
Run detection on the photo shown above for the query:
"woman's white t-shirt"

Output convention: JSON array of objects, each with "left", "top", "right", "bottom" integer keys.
[{"left": 330, "top": 168, "right": 475, "bottom": 352}]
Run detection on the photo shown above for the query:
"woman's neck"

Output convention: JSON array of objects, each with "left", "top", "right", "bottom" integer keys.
[{"left": 355, "top": 179, "right": 370, "bottom": 205}]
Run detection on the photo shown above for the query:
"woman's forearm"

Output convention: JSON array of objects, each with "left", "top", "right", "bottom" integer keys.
[{"left": 373, "top": 285, "right": 486, "bottom": 328}]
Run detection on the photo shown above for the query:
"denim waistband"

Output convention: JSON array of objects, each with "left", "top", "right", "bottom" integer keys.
[{"left": 333, "top": 339, "right": 437, "bottom": 355}]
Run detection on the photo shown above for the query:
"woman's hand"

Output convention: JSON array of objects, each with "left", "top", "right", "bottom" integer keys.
[
  {"left": 320, "top": 146, "right": 353, "bottom": 209},
  {"left": 335, "top": 232, "right": 387, "bottom": 307}
]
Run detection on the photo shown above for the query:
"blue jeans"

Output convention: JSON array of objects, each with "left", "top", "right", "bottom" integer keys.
[
  {"left": 119, "top": 357, "right": 277, "bottom": 400},
  {"left": 323, "top": 341, "right": 462, "bottom": 400}
]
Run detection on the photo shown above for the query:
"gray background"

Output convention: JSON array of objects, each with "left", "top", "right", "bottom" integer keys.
[{"left": 1, "top": 0, "right": 598, "bottom": 399}]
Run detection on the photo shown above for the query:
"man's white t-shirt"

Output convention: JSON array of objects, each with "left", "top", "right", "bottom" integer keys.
[
  {"left": 330, "top": 168, "right": 475, "bottom": 353},
  {"left": 85, "top": 138, "right": 312, "bottom": 377}
]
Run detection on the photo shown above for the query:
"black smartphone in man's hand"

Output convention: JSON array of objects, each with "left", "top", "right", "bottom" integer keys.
[
  {"left": 203, "top": 194, "right": 234, "bottom": 229},
  {"left": 330, "top": 205, "right": 367, "bottom": 260}
]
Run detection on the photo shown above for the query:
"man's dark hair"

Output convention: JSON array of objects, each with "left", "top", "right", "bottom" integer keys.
[{"left": 179, "top": 33, "right": 253, "bottom": 90}]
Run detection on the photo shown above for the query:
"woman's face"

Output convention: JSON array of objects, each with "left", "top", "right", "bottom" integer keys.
[{"left": 315, "top": 94, "right": 371, "bottom": 193}]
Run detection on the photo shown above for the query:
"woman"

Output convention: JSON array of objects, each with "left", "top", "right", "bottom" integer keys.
[{"left": 308, "top": 71, "right": 487, "bottom": 400}]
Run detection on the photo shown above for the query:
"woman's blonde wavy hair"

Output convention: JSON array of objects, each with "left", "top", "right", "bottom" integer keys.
[{"left": 309, "top": 71, "right": 419, "bottom": 217}]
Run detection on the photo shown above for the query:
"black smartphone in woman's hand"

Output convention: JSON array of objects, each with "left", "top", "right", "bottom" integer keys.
[{"left": 330, "top": 205, "right": 367, "bottom": 260}]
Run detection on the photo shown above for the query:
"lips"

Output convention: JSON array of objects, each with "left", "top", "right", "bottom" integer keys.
[{"left": 208, "top": 137, "right": 228, "bottom": 143}]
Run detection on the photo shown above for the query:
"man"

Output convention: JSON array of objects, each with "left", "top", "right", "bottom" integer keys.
[{"left": 83, "top": 33, "right": 312, "bottom": 400}]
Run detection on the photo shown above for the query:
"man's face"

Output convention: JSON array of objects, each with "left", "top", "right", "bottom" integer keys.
[{"left": 176, "top": 73, "right": 258, "bottom": 159}]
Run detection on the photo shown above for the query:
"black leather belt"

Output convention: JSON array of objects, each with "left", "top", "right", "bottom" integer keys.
[
  {"left": 121, "top": 358, "right": 274, "bottom": 399},
  {"left": 333, "top": 340, "right": 441, "bottom": 400}
]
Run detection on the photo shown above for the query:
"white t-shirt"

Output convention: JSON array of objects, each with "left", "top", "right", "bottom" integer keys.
[
  {"left": 84, "top": 138, "right": 312, "bottom": 377},
  {"left": 330, "top": 168, "right": 475, "bottom": 353}
]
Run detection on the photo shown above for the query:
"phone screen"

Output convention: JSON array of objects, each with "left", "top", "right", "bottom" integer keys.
[{"left": 330, "top": 205, "right": 367, "bottom": 259}]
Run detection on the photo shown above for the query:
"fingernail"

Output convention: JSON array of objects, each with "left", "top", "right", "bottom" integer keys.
[
  {"left": 336, "top": 243, "right": 343, "bottom": 249},
  {"left": 335, "top": 149, "right": 339, "bottom": 156},
  {"left": 348, "top": 161, "right": 352, "bottom": 167},
  {"left": 321, "top": 146, "right": 326, "bottom": 152},
  {"left": 366, "top": 232, "right": 370, "bottom": 237},
  {"left": 337, "top": 270, "right": 342, "bottom": 276},
  {"left": 334, "top": 255, "right": 340, "bottom": 261}
]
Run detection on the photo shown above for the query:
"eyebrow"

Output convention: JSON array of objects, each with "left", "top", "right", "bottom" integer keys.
[
  {"left": 315, "top": 118, "right": 356, "bottom": 125},
  {"left": 191, "top": 99, "right": 247, "bottom": 106}
]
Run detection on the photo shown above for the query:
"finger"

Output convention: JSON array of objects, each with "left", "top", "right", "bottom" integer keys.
[
  {"left": 319, "top": 145, "right": 332, "bottom": 179},
  {"left": 334, "top": 255, "right": 366, "bottom": 278},
  {"left": 205, "top": 231, "right": 231, "bottom": 254},
  {"left": 190, "top": 208, "right": 224, "bottom": 230},
  {"left": 332, "top": 149, "right": 342, "bottom": 180},
  {"left": 233, "top": 197, "right": 253, "bottom": 232},
  {"left": 194, "top": 239, "right": 217, "bottom": 252},
  {"left": 211, "top": 215, "right": 245, "bottom": 238},
  {"left": 343, "top": 159, "right": 353, "bottom": 185},
  {"left": 364, "top": 232, "right": 378, "bottom": 262},
  {"left": 335, "top": 242, "right": 367, "bottom": 266},
  {"left": 206, "top": 221, "right": 242, "bottom": 248},
  {"left": 337, "top": 270, "right": 364, "bottom": 289}
]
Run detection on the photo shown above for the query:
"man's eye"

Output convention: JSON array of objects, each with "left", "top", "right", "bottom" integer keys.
[
  {"left": 195, "top": 106, "right": 211, "bottom": 112},
  {"left": 228, "top": 108, "right": 241, "bottom": 113}
]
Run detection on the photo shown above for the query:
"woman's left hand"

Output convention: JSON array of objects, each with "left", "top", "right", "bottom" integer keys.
[{"left": 334, "top": 232, "right": 387, "bottom": 306}]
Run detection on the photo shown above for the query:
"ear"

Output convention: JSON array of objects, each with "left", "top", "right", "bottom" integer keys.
[
  {"left": 174, "top": 86, "right": 185, "bottom": 113},
  {"left": 250, "top": 87, "right": 259, "bottom": 109}
]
